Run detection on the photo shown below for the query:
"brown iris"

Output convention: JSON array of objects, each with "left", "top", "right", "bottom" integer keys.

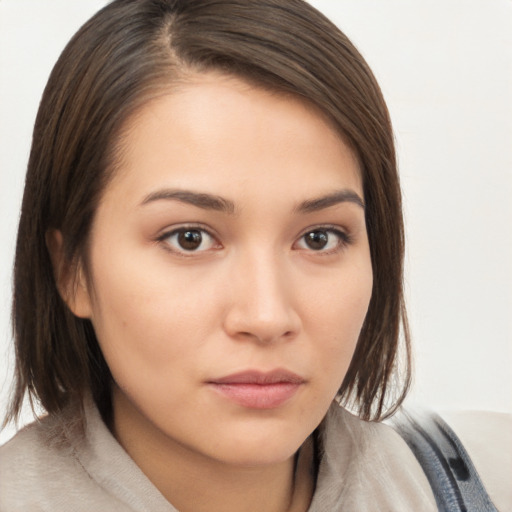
[
  {"left": 304, "top": 230, "right": 328, "bottom": 250},
  {"left": 177, "top": 230, "right": 203, "bottom": 250}
]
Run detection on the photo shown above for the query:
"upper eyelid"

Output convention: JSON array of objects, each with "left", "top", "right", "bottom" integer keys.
[
  {"left": 157, "top": 223, "right": 218, "bottom": 240},
  {"left": 297, "top": 224, "right": 350, "bottom": 238},
  {"left": 156, "top": 223, "right": 349, "bottom": 237},
  {"left": 155, "top": 222, "right": 351, "bottom": 245}
]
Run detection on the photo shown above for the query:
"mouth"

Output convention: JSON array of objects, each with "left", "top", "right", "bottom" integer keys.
[{"left": 207, "top": 369, "right": 306, "bottom": 409}]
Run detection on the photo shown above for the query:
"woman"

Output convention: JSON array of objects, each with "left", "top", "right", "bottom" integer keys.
[{"left": 0, "top": 1, "right": 508, "bottom": 511}]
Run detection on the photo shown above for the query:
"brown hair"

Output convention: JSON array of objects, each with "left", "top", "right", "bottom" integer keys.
[{"left": 4, "top": 0, "right": 410, "bottom": 429}]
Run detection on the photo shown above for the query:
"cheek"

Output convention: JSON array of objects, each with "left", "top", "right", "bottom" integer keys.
[
  {"left": 305, "top": 259, "right": 373, "bottom": 378},
  {"left": 86, "top": 252, "right": 221, "bottom": 381},
  {"left": 304, "top": 259, "right": 372, "bottom": 335}
]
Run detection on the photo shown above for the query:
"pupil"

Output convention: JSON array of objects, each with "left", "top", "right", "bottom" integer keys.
[
  {"left": 305, "top": 231, "right": 328, "bottom": 250},
  {"left": 178, "top": 230, "right": 202, "bottom": 250}
]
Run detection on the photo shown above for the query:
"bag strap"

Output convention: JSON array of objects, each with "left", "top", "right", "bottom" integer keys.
[{"left": 389, "top": 409, "right": 498, "bottom": 512}]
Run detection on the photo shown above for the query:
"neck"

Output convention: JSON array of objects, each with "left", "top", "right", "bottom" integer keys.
[{"left": 111, "top": 388, "right": 315, "bottom": 512}]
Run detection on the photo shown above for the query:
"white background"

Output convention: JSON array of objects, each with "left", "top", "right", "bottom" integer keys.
[{"left": 1, "top": 0, "right": 511, "bottom": 444}]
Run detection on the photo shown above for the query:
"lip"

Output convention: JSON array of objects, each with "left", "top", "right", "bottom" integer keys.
[{"left": 207, "top": 369, "right": 305, "bottom": 409}]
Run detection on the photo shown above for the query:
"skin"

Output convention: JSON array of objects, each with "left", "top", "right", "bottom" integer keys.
[{"left": 59, "top": 73, "right": 373, "bottom": 512}]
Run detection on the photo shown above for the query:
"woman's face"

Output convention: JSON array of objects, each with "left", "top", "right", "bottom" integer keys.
[{"left": 72, "top": 73, "right": 373, "bottom": 466}]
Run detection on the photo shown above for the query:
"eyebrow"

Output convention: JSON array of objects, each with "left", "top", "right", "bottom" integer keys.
[
  {"left": 295, "top": 189, "right": 365, "bottom": 213},
  {"left": 140, "top": 187, "right": 364, "bottom": 215},
  {"left": 140, "top": 189, "right": 236, "bottom": 214}
]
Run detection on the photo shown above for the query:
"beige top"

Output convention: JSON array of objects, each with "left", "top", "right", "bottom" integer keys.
[{"left": 0, "top": 398, "right": 475, "bottom": 511}]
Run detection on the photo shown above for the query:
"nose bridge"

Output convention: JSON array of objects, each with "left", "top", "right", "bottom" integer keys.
[{"left": 224, "top": 246, "right": 299, "bottom": 343}]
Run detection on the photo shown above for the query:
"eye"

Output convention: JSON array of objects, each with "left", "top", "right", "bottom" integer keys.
[
  {"left": 295, "top": 228, "right": 349, "bottom": 253},
  {"left": 161, "top": 227, "right": 219, "bottom": 254}
]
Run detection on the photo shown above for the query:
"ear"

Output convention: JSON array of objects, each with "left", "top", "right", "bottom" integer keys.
[{"left": 46, "top": 229, "right": 93, "bottom": 319}]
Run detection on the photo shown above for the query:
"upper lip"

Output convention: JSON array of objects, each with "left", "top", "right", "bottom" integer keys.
[{"left": 208, "top": 369, "right": 305, "bottom": 385}]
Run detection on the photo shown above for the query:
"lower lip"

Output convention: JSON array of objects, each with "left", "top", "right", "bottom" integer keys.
[{"left": 209, "top": 382, "right": 302, "bottom": 409}]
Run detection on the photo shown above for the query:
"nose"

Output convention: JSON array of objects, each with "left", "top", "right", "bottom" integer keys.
[{"left": 222, "top": 250, "right": 301, "bottom": 344}]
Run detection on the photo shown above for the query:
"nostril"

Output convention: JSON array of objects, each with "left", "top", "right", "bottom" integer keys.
[{"left": 229, "top": 327, "right": 298, "bottom": 345}]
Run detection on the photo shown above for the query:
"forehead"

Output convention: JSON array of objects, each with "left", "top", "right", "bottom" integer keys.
[{"left": 105, "top": 72, "right": 362, "bottom": 208}]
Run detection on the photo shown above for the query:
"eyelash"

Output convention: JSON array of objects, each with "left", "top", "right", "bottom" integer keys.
[{"left": 156, "top": 224, "right": 352, "bottom": 256}]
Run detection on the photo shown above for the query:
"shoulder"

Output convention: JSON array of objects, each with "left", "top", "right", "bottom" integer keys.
[
  {"left": 0, "top": 415, "right": 69, "bottom": 479},
  {"left": 0, "top": 417, "right": 69, "bottom": 509},
  {"left": 311, "top": 404, "right": 437, "bottom": 511},
  {"left": 327, "top": 404, "right": 424, "bottom": 462},
  {"left": 0, "top": 410, "right": 125, "bottom": 511},
  {"left": 441, "top": 410, "right": 512, "bottom": 512}
]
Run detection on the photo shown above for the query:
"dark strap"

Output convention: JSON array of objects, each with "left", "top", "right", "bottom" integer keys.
[{"left": 390, "top": 410, "right": 498, "bottom": 512}]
